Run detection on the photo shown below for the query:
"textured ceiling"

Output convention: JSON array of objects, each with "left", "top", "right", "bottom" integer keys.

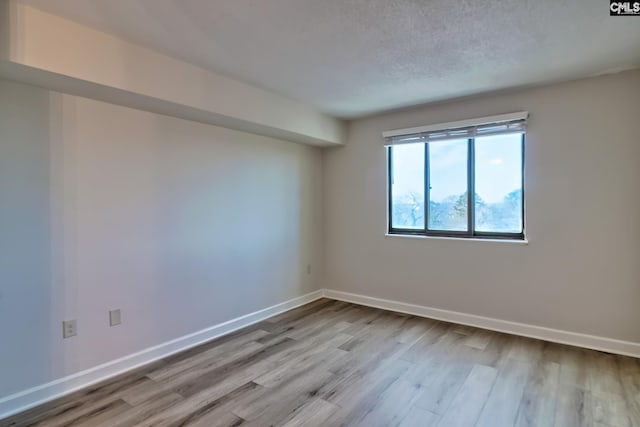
[{"left": 17, "top": 0, "right": 640, "bottom": 118}]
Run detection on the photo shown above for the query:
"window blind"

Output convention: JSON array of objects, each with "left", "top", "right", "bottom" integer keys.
[{"left": 383, "top": 112, "right": 528, "bottom": 146}]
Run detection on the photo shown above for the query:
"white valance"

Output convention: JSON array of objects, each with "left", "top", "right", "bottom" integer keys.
[{"left": 383, "top": 112, "right": 528, "bottom": 146}]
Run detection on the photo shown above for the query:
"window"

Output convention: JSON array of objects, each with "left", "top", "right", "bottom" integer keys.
[{"left": 386, "top": 113, "right": 526, "bottom": 240}]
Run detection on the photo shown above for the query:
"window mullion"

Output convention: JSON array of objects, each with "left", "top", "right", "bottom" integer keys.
[
  {"left": 387, "top": 147, "right": 393, "bottom": 233},
  {"left": 467, "top": 138, "right": 475, "bottom": 236},
  {"left": 424, "top": 143, "right": 430, "bottom": 234},
  {"left": 521, "top": 133, "right": 525, "bottom": 234}
]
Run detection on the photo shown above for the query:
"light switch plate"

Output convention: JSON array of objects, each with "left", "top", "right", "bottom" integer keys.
[
  {"left": 109, "top": 309, "right": 122, "bottom": 327},
  {"left": 62, "top": 320, "right": 77, "bottom": 339}
]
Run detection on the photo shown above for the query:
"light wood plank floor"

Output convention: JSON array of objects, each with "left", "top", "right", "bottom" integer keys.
[{"left": 2, "top": 299, "right": 639, "bottom": 427}]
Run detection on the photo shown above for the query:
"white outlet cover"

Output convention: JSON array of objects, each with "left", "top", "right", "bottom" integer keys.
[
  {"left": 62, "top": 320, "right": 77, "bottom": 339},
  {"left": 109, "top": 309, "right": 121, "bottom": 326}
]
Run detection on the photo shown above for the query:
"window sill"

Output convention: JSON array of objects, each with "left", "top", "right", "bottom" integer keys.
[{"left": 384, "top": 233, "right": 528, "bottom": 245}]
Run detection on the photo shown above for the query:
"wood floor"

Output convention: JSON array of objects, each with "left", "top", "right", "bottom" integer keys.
[{"left": 2, "top": 299, "right": 639, "bottom": 427}]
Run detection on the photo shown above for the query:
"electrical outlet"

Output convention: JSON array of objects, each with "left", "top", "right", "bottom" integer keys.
[
  {"left": 109, "top": 309, "right": 122, "bottom": 327},
  {"left": 307, "top": 264, "right": 312, "bottom": 275},
  {"left": 62, "top": 320, "right": 77, "bottom": 339}
]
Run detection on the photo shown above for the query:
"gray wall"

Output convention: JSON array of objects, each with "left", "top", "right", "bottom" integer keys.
[
  {"left": 323, "top": 70, "right": 640, "bottom": 343},
  {"left": 0, "top": 79, "right": 324, "bottom": 397},
  {"left": 0, "top": 80, "right": 52, "bottom": 397},
  {"left": 2, "top": 68, "right": 640, "bottom": 402}
]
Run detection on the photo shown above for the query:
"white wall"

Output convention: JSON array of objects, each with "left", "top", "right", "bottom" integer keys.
[
  {"left": 0, "top": 78, "right": 324, "bottom": 398},
  {"left": 324, "top": 70, "right": 640, "bottom": 344},
  {"left": 2, "top": 67, "right": 640, "bottom": 410},
  {"left": 0, "top": 79, "right": 52, "bottom": 398}
]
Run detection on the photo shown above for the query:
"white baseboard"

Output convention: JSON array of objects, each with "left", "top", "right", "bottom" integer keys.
[
  {"left": 322, "top": 289, "right": 640, "bottom": 359},
  {"left": 0, "top": 290, "right": 323, "bottom": 420},
  {"left": 3, "top": 288, "right": 639, "bottom": 420}
]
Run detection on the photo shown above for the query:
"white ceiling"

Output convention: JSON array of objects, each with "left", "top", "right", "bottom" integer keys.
[{"left": 18, "top": 0, "right": 640, "bottom": 118}]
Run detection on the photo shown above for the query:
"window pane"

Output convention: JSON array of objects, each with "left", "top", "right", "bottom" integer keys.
[
  {"left": 428, "top": 139, "right": 468, "bottom": 231},
  {"left": 474, "top": 134, "right": 523, "bottom": 233},
  {"left": 390, "top": 144, "right": 424, "bottom": 229}
]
